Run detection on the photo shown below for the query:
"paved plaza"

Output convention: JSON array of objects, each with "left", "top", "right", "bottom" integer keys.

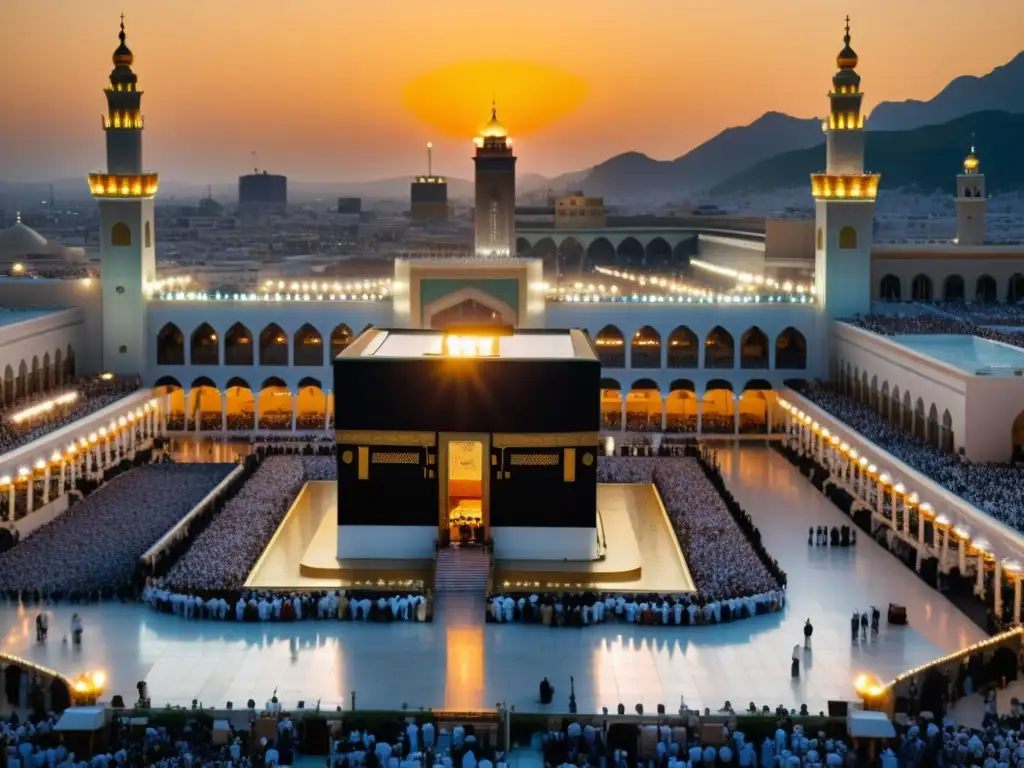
[{"left": 0, "top": 446, "right": 986, "bottom": 714}]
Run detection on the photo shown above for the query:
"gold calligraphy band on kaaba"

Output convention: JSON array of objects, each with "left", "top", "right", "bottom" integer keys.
[
  {"left": 492, "top": 432, "right": 599, "bottom": 448},
  {"left": 336, "top": 430, "right": 437, "bottom": 447}
]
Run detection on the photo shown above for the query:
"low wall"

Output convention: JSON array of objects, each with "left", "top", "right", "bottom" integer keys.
[{"left": 13, "top": 494, "right": 69, "bottom": 539}]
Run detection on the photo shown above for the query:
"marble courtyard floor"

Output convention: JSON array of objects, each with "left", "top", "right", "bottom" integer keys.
[{"left": 0, "top": 446, "right": 985, "bottom": 714}]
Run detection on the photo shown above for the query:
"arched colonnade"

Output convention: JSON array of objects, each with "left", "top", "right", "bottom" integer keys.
[
  {"left": 0, "top": 345, "right": 77, "bottom": 407},
  {"left": 599, "top": 378, "right": 781, "bottom": 435},
  {"left": 830, "top": 359, "right": 956, "bottom": 454}
]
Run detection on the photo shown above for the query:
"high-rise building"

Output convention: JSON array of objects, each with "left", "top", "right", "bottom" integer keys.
[
  {"left": 337, "top": 197, "right": 362, "bottom": 215},
  {"left": 88, "top": 17, "right": 157, "bottom": 375},
  {"left": 239, "top": 171, "right": 287, "bottom": 215},
  {"left": 473, "top": 103, "right": 516, "bottom": 257},
  {"left": 956, "top": 145, "right": 987, "bottom": 246},
  {"left": 812, "top": 18, "right": 879, "bottom": 319},
  {"left": 411, "top": 142, "right": 449, "bottom": 221}
]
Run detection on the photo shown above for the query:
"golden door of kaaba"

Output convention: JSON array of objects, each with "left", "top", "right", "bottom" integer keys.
[{"left": 438, "top": 433, "right": 491, "bottom": 545}]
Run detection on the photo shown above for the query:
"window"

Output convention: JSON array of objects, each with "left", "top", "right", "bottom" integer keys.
[
  {"left": 816, "top": 227, "right": 823, "bottom": 250},
  {"left": 144, "top": 221, "right": 151, "bottom": 248},
  {"left": 838, "top": 226, "right": 857, "bottom": 249},
  {"left": 111, "top": 222, "right": 132, "bottom": 246}
]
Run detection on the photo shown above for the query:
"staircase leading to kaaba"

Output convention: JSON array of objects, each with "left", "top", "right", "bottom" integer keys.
[{"left": 435, "top": 546, "right": 491, "bottom": 594}]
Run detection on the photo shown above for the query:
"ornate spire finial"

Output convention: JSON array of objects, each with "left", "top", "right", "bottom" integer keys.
[
  {"left": 491, "top": 95, "right": 497, "bottom": 120},
  {"left": 971, "top": 131, "right": 976, "bottom": 155},
  {"left": 119, "top": 13, "right": 126, "bottom": 43},
  {"left": 15, "top": 211, "right": 21, "bottom": 224},
  {"left": 844, "top": 15, "right": 851, "bottom": 44}
]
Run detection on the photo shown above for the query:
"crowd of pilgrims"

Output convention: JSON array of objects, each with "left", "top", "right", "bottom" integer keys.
[
  {"left": 330, "top": 720, "right": 503, "bottom": 768},
  {"left": 143, "top": 587, "right": 431, "bottom": 622},
  {"left": 845, "top": 312, "right": 1024, "bottom": 349},
  {"left": 488, "top": 457, "right": 785, "bottom": 628},
  {"left": 0, "top": 463, "right": 234, "bottom": 597},
  {"left": 163, "top": 456, "right": 335, "bottom": 591},
  {"left": 1, "top": 711, "right": 254, "bottom": 768},
  {"left": 793, "top": 380, "right": 1024, "bottom": 531},
  {"left": 0, "top": 374, "right": 140, "bottom": 455}
]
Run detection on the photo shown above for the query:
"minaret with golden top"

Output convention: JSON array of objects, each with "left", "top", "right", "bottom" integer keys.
[
  {"left": 89, "top": 17, "right": 157, "bottom": 376},
  {"left": 813, "top": 17, "right": 878, "bottom": 318},
  {"left": 473, "top": 101, "right": 517, "bottom": 258},
  {"left": 956, "top": 140, "right": 986, "bottom": 245}
]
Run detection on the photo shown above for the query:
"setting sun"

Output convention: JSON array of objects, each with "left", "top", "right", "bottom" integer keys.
[{"left": 402, "top": 60, "right": 590, "bottom": 140}]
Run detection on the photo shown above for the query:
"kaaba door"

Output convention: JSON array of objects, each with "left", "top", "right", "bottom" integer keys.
[{"left": 439, "top": 433, "right": 491, "bottom": 545}]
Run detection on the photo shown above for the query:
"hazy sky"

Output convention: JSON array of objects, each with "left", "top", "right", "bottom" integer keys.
[{"left": 1, "top": 0, "right": 1022, "bottom": 183}]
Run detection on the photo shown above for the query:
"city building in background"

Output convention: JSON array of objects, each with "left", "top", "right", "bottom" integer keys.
[
  {"left": 473, "top": 104, "right": 516, "bottom": 257},
  {"left": 238, "top": 170, "right": 287, "bottom": 216}
]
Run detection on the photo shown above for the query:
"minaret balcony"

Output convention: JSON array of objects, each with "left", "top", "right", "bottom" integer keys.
[
  {"left": 88, "top": 172, "right": 159, "bottom": 198},
  {"left": 810, "top": 173, "right": 879, "bottom": 201}
]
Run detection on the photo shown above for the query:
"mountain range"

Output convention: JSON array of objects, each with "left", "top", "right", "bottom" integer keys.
[
  {"left": 557, "top": 48, "right": 1024, "bottom": 200},
  {"left": 710, "top": 110, "right": 1024, "bottom": 195}
]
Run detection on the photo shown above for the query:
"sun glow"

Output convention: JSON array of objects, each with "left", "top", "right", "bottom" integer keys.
[{"left": 402, "top": 60, "right": 589, "bottom": 139}]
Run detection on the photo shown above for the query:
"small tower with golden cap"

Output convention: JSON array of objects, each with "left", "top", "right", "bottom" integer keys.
[
  {"left": 473, "top": 101, "right": 517, "bottom": 258},
  {"left": 956, "top": 140, "right": 986, "bottom": 246},
  {"left": 88, "top": 16, "right": 157, "bottom": 376},
  {"left": 812, "top": 17, "right": 879, "bottom": 318}
]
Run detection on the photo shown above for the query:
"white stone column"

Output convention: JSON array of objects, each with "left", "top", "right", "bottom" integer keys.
[
  {"left": 733, "top": 395, "right": 740, "bottom": 435},
  {"left": 324, "top": 390, "right": 331, "bottom": 431},
  {"left": 959, "top": 537, "right": 967, "bottom": 574},
  {"left": 940, "top": 527, "right": 950, "bottom": 571},
  {"left": 92, "top": 445, "right": 101, "bottom": 476},
  {"left": 7, "top": 485, "right": 14, "bottom": 519},
  {"left": 69, "top": 457, "right": 77, "bottom": 488},
  {"left": 995, "top": 559, "right": 1003, "bottom": 618},
  {"left": 696, "top": 399, "right": 703, "bottom": 434},
  {"left": 59, "top": 460, "right": 66, "bottom": 495},
  {"left": 26, "top": 477, "right": 34, "bottom": 514},
  {"left": 662, "top": 399, "right": 668, "bottom": 433},
  {"left": 291, "top": 396, "right": 297, "bottom": 432},
  {"left": 916, "top": 512, "right": 926, "bottom": 571},
  {"left": 255, "top": 396, "right": 262, "bottom": 431}
]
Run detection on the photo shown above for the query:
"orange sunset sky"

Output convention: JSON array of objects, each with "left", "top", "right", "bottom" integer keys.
[{"left": 1, "top": 0, "right": 1022, "bottom": 184}]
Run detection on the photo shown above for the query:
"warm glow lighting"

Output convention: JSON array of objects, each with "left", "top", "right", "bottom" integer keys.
[
  {"left": 88, "top": 172, "right": 159, "bottom": 198},
  {"left": 100, "top": 372, "right": 114, "bottom": 381},
  {"left": 444, "top": 334, "right": 497, "bottom": 357},
  {"left": 10, "top": 392, "right": 79, "bottom": 424},
  {"left": 811, "top": 173, "right": 880, "bottom": 201}
]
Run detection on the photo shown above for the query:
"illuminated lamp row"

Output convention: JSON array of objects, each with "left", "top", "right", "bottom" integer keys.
[
  {"left": 88, "top": 172, "right": 159, "bottom": 198},
  {"left": 810, "top": 173, "right": 880, "bottom": 201}
]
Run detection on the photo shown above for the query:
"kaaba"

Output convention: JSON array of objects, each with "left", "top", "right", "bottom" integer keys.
[{"left": 333, "top": 327, "right": 601, "bottom": 561}]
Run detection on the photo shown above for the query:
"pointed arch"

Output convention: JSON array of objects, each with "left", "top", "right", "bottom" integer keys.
[
  {"left": 911, "top": 274, "right": 933, "bottom": 301},
  {"left": 585, "top": 237, "right": 615, "bottom": 270},
  {"left": 557, "top": 237, "right": 585, "bottom": 277},
  {"left": 2, "top": 365, "right": 13, "bottom": 406},
  {"left": 771, "top": 326, "right": 806, "bottom": 371},
  {"left": 665, "top": 380, "right": 697, "bottom": 433},
  {"left": 625, "top": 379, "right": 661, "bottom": 432},
  {"left": 190, "top": 322, "right": 219, "bottom": 366},
  {"left": 902, "top": 390, "right": 913, "bottom": 432},
  {"left": 258, "top": 377, "right": 292, "bottom": 430},
  {"left": 110, "top": 222, "right": 132, "bottom": 247},
  {"left": 1009, "top": 274, "right": 1024, "bottom": 304},
  {"left": 976, "top": 275, "right": 997, "bottom": 303},
  {"left": 643, "top": 237, "right": 671, "bottom": 269},
  {"left": 330, "top": 324, "right": 353, "bottom": 359},
  {"left": 616, "top": 237, "right": 644, "bottom": 268},
  {"left": 704, "top": 326, "right": 735, "bottom": 369},
  {"left": 53, "top": 347, "right": 63, "bottom": 387},
  {"left": 600, "top": 379, "right": 622, "bottom": 431},
  {"left": 594, "top": 325, "right": 625, "bottom": 368},
  {"left": 880, "top": 275, "right": 901, "bottom": 301},
  {"left": 701, "top": 379, "right": 735, "bottom": 435},
  {"left": 225, "top": 322, "right": 253, "bottom": 365},
  {"left": 65, "top": 345, "right": 76, "bottom": 380},
  {"left": 942, "top": 408, "right": 954, "bottom": 453},
  {"left": 296, "top": 377, "right": 327, "bottom": 430},
  {"left": 293, "top": 323, "right": 324, "bottom": 366},
  {"left": 630, "top": 325, "right": 662, "bottom": 369},
  {"left": 425, "top": 287, "right": 516, "bottom": 329},
  {"left": 259, "top": 323, "right": 288, "bottom": 366},
  {"left": 739, "top": 326, "right": 769, "bottom": 369},
  {"left": 225, "top": 377, "right": 255, "bottom": 431},
  {"left": 42, "top": 351, "right": 52, "bottom": 391},
  {"left": 838, "top": 226, "right": 857, "bottom": 249},
  {"left": 943, "top": 274, "right": 965, "bottom": 301},
  {"left": 156, "top": 322, "right": 185, "bottom": 365},
  {"left": 30, "top": 356, "right": 40, "bottom": 395},
  {"left": 927, "top": 403, "right": 939, "bottom": 447},
  {"left": 667, "top": 326, "right": 698, "bottom": 369}
]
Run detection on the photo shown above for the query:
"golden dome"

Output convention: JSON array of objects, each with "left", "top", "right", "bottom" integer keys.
[
  {"left": 480, "top": 103, "right": 508, "bottom": 139},
  {"left": 964, "top": 147, "right": 980, "bottom": 173},
  {"left": 113, "top": 17, "right": 133, "bottom": 68},
  {"left": 836, "top": 17, "right": 858, "bottom": 70}
]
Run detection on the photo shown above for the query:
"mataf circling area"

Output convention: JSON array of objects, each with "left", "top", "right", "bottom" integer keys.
[{"left": 0, "top": 446, "right": 982, "bottom": 713}]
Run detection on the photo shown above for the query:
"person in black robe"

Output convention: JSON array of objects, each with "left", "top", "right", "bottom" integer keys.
[
  {"left": 803, "top": 619, "right": 813, "bottom": 648},
  {"left": 539, "top": 677, "right": 554, "bottom": 704}
]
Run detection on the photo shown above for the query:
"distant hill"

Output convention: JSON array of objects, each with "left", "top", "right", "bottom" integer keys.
[
  {"left": 569, "top": 112, "right": 823, "bottom": 199},
  {"left": 710, "top": 111, "right": 1024, "bottom": 195},
  {"left": 870, "top": 51, "right": 1024, "bottom": 132}
]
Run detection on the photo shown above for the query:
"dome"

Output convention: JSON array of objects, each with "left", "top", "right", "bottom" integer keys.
[
  {"left": 0, "top": 218, "right": 48, "bottom": 256},
  {"left": 964, "top": 148, "right": 980, "bottom": 173},
  {"left": 836, "top": 18, "right": 858, "bottom": 70},
  {"left": 480, "top": 105, "right": 508, "bottom": 139},
  {"left": 112, "top": 19, "right": 133, "bottom": 68}
]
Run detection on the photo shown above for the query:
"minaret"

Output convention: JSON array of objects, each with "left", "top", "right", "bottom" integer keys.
[
  {"left": 88, "top": 17, "right": 157, "bottom": 376},
  {"left": 956, "top": 142, "right": 986, "bottom": 245},
  {"left": 473, "top": 102, "right": 517, "bottom": 257},
  {"left": 812, "top": 17, "right": 879, "bottom": 319}
]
